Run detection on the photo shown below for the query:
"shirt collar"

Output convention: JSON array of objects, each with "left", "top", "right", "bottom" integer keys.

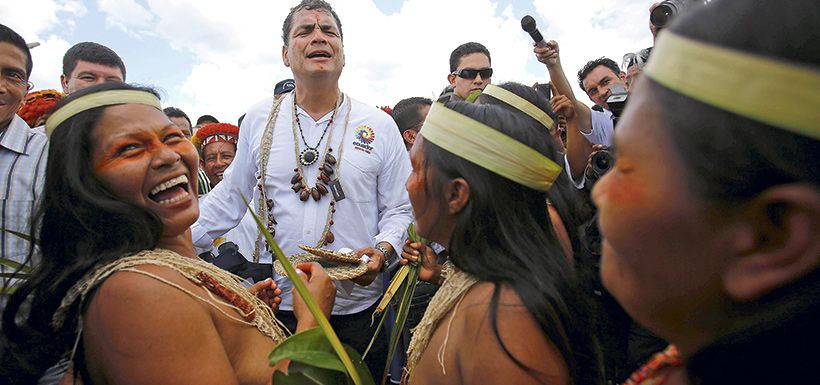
[
  {"left": 292, "top": 92, "right": 348, "bottom": 124},
  {"left": 0, "top": 115, "right": 32, "bottom": 155}
]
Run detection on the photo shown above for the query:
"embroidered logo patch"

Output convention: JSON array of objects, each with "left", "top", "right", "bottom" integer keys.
[{"left": 353, "top": 125, "right": 375, "bottom": 153}]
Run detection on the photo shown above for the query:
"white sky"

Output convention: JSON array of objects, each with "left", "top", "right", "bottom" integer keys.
[{"left": 2, "top": 0, "right": 655, "bottom": 123}]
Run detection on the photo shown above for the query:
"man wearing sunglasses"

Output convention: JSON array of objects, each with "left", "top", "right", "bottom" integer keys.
[{"left": 444, "top": 42, "right": 493, "bottom": 101}]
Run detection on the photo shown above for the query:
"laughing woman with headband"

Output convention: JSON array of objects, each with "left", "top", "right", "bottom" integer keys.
[{"left": 0, "top": 82, "right": 336, "bottom": 385}]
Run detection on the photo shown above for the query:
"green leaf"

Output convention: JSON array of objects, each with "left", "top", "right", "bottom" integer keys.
[
  {"left": 365, "top": 223, "right": 426, "bottom": 384},
  {"left": 242, "top": 196, "right": 366, "bottom": 385},
  {"left": 270, "top": 327, "right": 347, "bottom": 373},
  {"left": 272, "top": 362, "right": 349, "bottom": 385},
  {"left": 0, "top": 272, "right": 30, "bottom": 279},
  {"left": 465, "top": 89, "right": 483, "bottom": 103},
  {"left": 0, "top": 257, "right": 33, "bottom": 273},
  {"left": 1, "top": 228, "right": 37, "bottom": 244}
]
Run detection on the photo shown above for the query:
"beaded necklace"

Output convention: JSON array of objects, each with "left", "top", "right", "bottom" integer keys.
[
  {"left": 252, "top": 91, "right": 352, "bottom": 261},
  {"left": 290, "top": 92, "right": 342, "bottom": 202}
]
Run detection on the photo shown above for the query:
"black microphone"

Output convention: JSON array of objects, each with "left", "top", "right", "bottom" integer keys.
[{"left": 521, "top": 15, "right": 546, "bottom": 47}]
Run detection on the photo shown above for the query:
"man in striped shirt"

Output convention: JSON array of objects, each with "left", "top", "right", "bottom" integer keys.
[{"left": 0, "top": 24, "right": 48, "bottom": 296}]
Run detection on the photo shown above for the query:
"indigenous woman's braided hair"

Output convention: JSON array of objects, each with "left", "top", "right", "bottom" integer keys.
[
  {"left": 422, "top": 101, "right": 604, "bottom": 385},
  {"left": 0, "top": 82, "right": 164, "bottom": 384}
]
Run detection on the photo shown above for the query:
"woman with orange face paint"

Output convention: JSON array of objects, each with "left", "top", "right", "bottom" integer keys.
[
  {"left": 591, "top": 1, "right": 820, "bottom": 384},
  {"left": 0, "top": 82, "right": 336, "bottom": 385}
]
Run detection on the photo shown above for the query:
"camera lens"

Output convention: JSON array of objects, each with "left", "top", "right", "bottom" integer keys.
[
  {"left": 651, "top": 5, "right": 675, "bottom": 27},
  {"left": 590, "top": 149, "right": 616, "bottom": 179}
]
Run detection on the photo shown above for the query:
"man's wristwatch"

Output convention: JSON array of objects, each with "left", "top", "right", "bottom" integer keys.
[{"left": 375, "top": 244, "right": 392, "bottom": 271}]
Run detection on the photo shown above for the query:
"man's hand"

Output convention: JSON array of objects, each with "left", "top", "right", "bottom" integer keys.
[
  {"left": 534, "top": 40, "right": 560, "bottom": 67},
  {"left": 350, "top": 245, "right": 388, "bottom": 286},
  {"left": 550, "top": 94, "right": 576, "bottom": 120}
]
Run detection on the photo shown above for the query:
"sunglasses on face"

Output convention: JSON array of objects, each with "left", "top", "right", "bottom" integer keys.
[{"left": 452, "top": 67, "right": 493, "bottom": 80}]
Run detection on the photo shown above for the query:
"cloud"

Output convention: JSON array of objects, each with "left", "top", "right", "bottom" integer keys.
[
  {"left": 19, "top": 0, "right": 658, "bottom": 120},
  {"left": 96, "top": 0, "right": 155, "bottom": 36},
  {"left": 0, "top": 0, "right": 86, "bottom": 87},
  {"left": 0, "top": 0, "right": 86, "bottom": 41}
]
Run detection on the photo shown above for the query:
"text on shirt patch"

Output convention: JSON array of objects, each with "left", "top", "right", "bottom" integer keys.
[{"left": 352, "top": 125, "right": 375, "bottom": 154}]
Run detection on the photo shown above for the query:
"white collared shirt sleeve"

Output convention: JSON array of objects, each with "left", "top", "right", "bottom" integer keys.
[
  {"left": 372, "top": 114, "right": 413, "bottom": 263},
  {"left": 190, "top": 98, "right": 270, "bottom": 249}
]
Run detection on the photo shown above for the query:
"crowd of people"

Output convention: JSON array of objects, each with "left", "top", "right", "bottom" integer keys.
[{"left": 0, "top": 0, "right": 817, "bottom": 384}]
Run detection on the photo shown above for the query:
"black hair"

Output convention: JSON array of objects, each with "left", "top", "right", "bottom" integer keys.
[
  {"left": 281, "top": 0, "right": 343, "bottom": 46},
  {"left": 163, "top": 106, "right": 191, "bottom": 127},
  {"left": 476, "top": 82, "right": 587, "bottom": 256},
  {"left": 657, "top": 1, "right": 819, "bottom": 203},
  {"left": 196, "top": 114, "right": 219, "bottom": 126},
  {"left": 422, "top": 101, "right": 604, "bottom": 384},
  {"left": 577, "top": 57, "right": 619, "bottom": 92},
  {"left": 62, "top": 42, "right": 126, "bottom": 80},
  {"left": 0, "top": 82, "right": 163, "bottom": 384},
  {"left": 0, "top": 24, "right": 33, "bottom": 79},
  {"left": 391, "top": 96, "right": 432, "bottom": 134},
  {"left": 449, "top": 42, "right": 491, "bottom": 73},
  {"left": 646, "top": 0, "right": 819, "bottom": 383}
]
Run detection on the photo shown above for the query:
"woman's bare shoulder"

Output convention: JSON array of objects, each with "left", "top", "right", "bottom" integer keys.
[
  {"left": 453, "top": 281, "right": 571, "bottom": 385},
  {"left": 82, "top": 264, "right": 239, "bottom": 384}
]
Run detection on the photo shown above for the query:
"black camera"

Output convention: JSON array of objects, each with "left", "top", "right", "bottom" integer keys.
[
  {"left": 586, "top": 147, "right": 616, "bottom": 185},
  {"left": 651, "top": 0, "right": 687, "bottom": 28},
  {"left": 606, "top": 84, "right": 628, "bottom": 120}
]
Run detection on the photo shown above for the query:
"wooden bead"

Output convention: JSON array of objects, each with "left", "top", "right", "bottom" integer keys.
[
  {"left": 299, "top": 189, "right": 310, "bottom": 201},
  {"left": 310, "top": 187, "right": 321, "bottom": 201},
  {"left": 324, "top": 153, "right": 337, "bottom": 165}
]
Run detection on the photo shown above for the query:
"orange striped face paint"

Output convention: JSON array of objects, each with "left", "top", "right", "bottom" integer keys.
[{"left": 91, "top": 104, "right": 199, "bottom": 236}]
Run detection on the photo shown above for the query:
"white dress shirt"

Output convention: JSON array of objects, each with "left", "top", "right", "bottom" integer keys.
[{"left": 191, "top": 92, "right": 413, "bottom": 314}]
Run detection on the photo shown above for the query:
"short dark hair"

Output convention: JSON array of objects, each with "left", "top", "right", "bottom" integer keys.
[
  {"left": 163, "top": 107, "right": 191, "bottom": 127},
  {"left": 62, "top": 42, "right": 126, "bottom": 80},
  {"left": 282, "top": 0, "right": 343, "bottom": 46},
  {"left": 449, "top": 42, "right": 491, "bottom": 73},
  {"left": 577, "top": 57, "right": 620, "bottom": 91},
  {"left": 0, "top": 24, "right": 33, "bottom": 79},
  {"left": 391, "top": 97, "right": 432, "bottom": 134},
  {"left": 196, "top": 114, "right": 219, "bottom": 126}
]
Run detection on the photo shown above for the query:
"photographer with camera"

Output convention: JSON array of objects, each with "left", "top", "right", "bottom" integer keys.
[{"left": 535, "top": 41, "right": 624, "bottom": 189}]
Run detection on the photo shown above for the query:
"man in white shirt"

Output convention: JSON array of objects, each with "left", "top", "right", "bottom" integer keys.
[{"left": 191, "top": 0, "right": 412, "bottom": 378}]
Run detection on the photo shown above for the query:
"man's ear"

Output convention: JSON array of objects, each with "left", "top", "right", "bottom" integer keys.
[
  {"left": 723, "top": 184, "right": 820, "bottom": 302},
  {"left": 282, "top": 45, "right": 290, "bottom": 67},
  {"left": 60, "top": 74, "right": 69, "bottom": 93},
  {"left": 444, "top": 178, "right": 470, "bottom": 215},
  {"left": 618, "top": 71, "right": 627, "bottom": 81},
  {"left": 447, "top": 73, "right": 456, "bottom": 87},
  {"left": 402, "top": 130, "right": 417, "bottom": 146}
]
